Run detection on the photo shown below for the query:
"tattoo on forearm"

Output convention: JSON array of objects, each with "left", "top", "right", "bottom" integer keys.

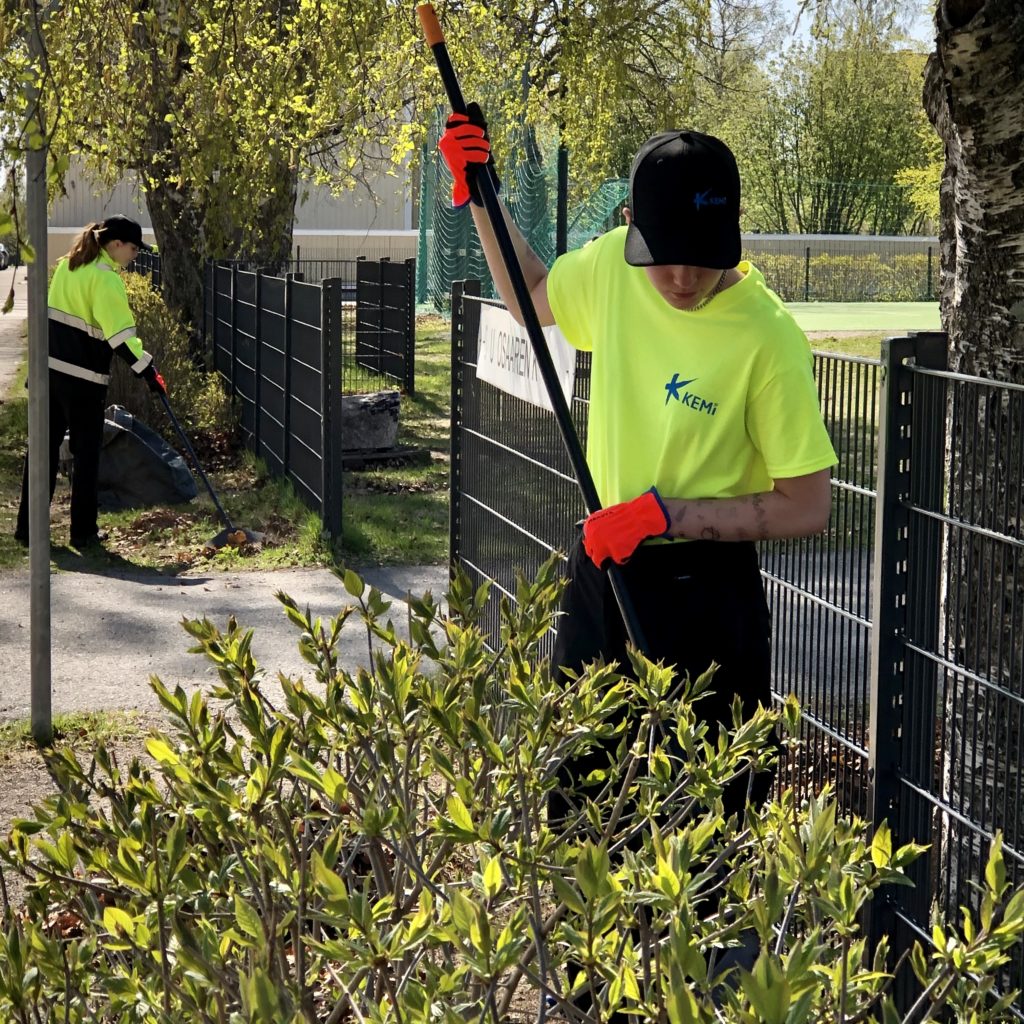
[
  {"left": 701, "top": 526, "right": 721, "bottom": 541},
  {"left": 751, "top": 492, "right": 769, "bottom": 541}
]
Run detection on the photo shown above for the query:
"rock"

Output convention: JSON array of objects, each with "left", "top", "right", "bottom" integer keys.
[
  {"left": 341, "top": 390, "right": 400, "bottom": 452},
  {"left": 59, "top": 405, "right": 198, "bottom": 510}
]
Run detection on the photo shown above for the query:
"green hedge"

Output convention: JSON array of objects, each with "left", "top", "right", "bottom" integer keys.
[
  {"left": 1, "top": 563, "right": 1022, "bottom": 1021},
  {"left": 750, "top": 252, "right": 935, "bottom": 302}
]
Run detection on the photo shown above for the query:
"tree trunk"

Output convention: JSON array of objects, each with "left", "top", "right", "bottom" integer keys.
[
  {"left": 145, "top": 183, "right": 206, "bottom": 337},
  {"left": 923, "top": 0, "right": 1024, "bottom": 917},
  {"left": 245, "top": 154, "right": 298, "bottom": 273}
]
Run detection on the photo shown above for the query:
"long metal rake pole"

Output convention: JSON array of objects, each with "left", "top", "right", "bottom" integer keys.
[{"left": 417, "top": 3, "right": 649, "bottom": 655}]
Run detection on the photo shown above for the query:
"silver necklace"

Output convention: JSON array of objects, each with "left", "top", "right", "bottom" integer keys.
[{"left": 690, "top": 270, "right": 728, "bottom": 312}]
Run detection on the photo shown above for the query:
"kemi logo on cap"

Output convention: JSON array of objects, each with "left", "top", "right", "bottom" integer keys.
[{"left": 694, "top": 190, "right": 728, "bottom": 210}]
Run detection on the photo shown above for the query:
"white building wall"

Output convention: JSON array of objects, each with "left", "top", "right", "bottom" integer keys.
[{"left": 46, "top": 159, "right": 418, "bottom": 265}]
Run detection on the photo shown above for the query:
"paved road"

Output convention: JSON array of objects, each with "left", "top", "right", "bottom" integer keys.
[{"left": 0, "top": 564, "right": 448, "bottom": 721}]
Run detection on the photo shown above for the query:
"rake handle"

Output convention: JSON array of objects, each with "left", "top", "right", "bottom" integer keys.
[
  {"left": 158, "top": 391, "right": 236, "bottom": 533},
  {"left": 418, "top": 3, "right": 650, "bottom": 656}
]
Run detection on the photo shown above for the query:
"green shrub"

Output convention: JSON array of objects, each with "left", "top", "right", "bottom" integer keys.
[
  {"left": 107, "top": 274, "right": 235, "bottom": 440},
  {"left": 1, "top": 559, "right": 1023, "bottom": 1022},
  {"left": 749, "top": 251, "right": 933, "bottom": 302}
]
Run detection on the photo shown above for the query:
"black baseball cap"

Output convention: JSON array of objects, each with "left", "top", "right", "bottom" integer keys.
[
  {"left": 98, "top": 214, "right": 153, "bottom": 252},
  {"left": 624, "top": 131, "right": 741, "bottom": 269}
]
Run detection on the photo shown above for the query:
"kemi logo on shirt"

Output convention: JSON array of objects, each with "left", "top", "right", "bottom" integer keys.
[{"left": 664, "top": 373, "right": 718, "bottom": 416}]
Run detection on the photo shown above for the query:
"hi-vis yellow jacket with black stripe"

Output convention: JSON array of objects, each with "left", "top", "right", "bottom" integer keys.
[{"left": 48, "top": 250, "right": 153, "bottom": 386}]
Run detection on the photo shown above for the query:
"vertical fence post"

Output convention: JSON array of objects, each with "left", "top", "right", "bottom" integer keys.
[
  {"left": 283, "top": 273, "right": 294, "bottom": 481},
  {"left": 804, "top": 246, "right": 811, "bottom": 302},
  {"left": 204, "top": 260, "right": 212, "bottom": 364},
  {"left": 867, "top": 332, "right": 948, "bottom": 960},
  {"left": 867, "top": 335, "right": 916, "bottom": 950},
  {"left": 927, "top": 246, "right": 933, "bottom": 301},
  {"left": 378, "top": 257, "right": 388, "bottom": 383},
  {"left": 230, "top": 263, "right": 239, "bottom": 397},
  {"left": 417, "top": 141, "right": 430, "bottom": 305},
  {"left": 449, "top": 279, "right": 480, "bottom": 583},
  {"left": 253, "top": 269, "right": 262, "bottom": 459},
  {"left": 404, "top": 257, "right": 416, "bottom": 396},
  {"left": 320, "top": 279, "right": 344, "bottom": 539}
]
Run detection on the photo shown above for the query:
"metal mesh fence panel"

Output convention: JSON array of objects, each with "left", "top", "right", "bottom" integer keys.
[
  {"left": 764, "top": 352, "right": 880, "bottom": 816},
  {"left": 888, "top": 363, "right": 1024, "bottom": 1006}
]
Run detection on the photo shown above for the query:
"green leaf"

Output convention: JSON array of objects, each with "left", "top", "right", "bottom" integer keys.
[
  {"left": 575, "top": 842, "right": 610, "bottom": 901},
  {"left": 313, "top": 852, "right": 348, "bottom": 901},
  {"left": 449, "top": 889, "right": 476, "bottom": 935},
  {"left": 103, "top": 906, "right": 135, "bottom": 938},
  {"left": 343, "top": 568, "right": 364, "bottom": 598},
  {"left": 738, "top": 952, "right": 790, "bottom": 1024},
  {"left": 986, "top": 832, "right": 1007, "bottom": 896},
  {"left": 234, "top": 895, "right": 265, "bottom": 944},
  {"left": 445, "top": 794, "right": 476, "bottom": 839},
  {"left": 552, "top": 874, "right": 586, "bottom": 915},
  {"left": 482, "top": 855, "right": 502, "bottom": 899},
  {"left": 145, "top": 736, "right": 180, "bottom": 765},
  {"left": 665, "top": 977, "right": 700, "bottom": 1024},
  {"left": 871, "top": 820, "right": 892, "bottom": 868}
]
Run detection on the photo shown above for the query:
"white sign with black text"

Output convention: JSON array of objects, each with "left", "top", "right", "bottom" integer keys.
[{"left": 475, "top": 304, "right": 576, "bottom": 413}]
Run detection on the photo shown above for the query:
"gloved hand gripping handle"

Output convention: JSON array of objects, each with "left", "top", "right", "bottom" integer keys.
[{"left": 418, "top": 3, "right": 649, "bottom": 655}]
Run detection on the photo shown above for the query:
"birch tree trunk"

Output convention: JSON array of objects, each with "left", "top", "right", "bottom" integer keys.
[{"left": 923, "top": 0, "right": 1024, "bottom": 915}]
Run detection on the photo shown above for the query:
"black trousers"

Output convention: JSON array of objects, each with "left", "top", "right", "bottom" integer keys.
[
  {"left": 550, "top": 536, "right": 775, "bottom": 826},
  {"left": 16, "top": 371, "right": 107, "bottom": 543}
]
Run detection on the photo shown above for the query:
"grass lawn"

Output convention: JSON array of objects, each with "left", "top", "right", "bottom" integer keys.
[
  {"left": 0, "top": 709, "right": 144, "bottom": 756},
  {"left": 789, "top": 301, "right": 940, "bottom": 334}
]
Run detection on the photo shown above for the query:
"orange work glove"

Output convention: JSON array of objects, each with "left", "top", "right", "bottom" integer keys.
[
  {"left": 437, "top": 102, "right": 498, "bottom": 209},
  {"left": 582, "top": 488, "right": 671, "bottom": 568}
]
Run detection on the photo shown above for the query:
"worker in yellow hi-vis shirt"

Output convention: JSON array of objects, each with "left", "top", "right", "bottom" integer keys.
[
  {"left": 439, "top": 118, "right": 839, "bottom": 819},
  {"left": 15, "top": 215, "right": 166, "bottom": 550}
]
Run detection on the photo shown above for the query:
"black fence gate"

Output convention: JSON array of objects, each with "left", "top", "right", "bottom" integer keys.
[
  {"left": 355, "top": 258, "right": 416, "bottom": 395},
  {"left": 202, "top": 257, "right": 418, "bottom": 537}
]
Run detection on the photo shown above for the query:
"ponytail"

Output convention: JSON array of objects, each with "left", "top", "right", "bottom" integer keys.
[{"left": 67, "top": 222, "right": 104, "bottom": 270}]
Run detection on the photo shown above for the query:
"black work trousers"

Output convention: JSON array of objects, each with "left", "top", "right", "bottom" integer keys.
[
  {"left": 550, "top": 536, "right": 776, "bottom": 827},
  {"left": 16, "top": 371, "right": 107, "bottom": 544}
]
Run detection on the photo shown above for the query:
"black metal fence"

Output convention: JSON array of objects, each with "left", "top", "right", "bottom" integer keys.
[
  {"left": 450, "top": 282, "right": 1024, "bottom": 1008},
  {"left": 203, "top": 258, "right": 417, "bottom": 534},
  {"left": 205, "top": 262, "right": 345, "bottom": 536},
  {"left": 128, "top": 250, "right": 161, "bottom": 289},
  {"left": 354, "top": 258, "right": 416, "bottom": 397},
  {"left": 208, "top": 257, "right": 416, "bottom": 395}
]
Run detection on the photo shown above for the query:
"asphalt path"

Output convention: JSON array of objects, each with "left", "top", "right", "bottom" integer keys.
[{"left": 0, "top": 564, "right": 448, "bottom": 721}]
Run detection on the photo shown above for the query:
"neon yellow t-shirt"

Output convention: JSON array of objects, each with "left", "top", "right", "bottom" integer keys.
[{"left": 547, "top": 226, "right": 838, "bottom": 507}]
